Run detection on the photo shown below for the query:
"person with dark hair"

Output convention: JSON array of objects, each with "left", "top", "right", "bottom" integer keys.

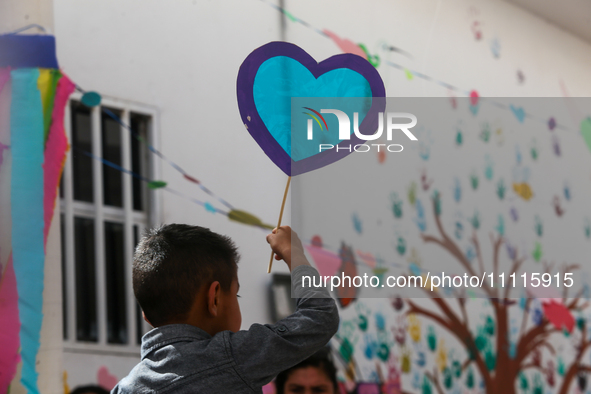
[
  {"left": 70, "top": 386, "right": 109, "bottom": 394},
  {"left": 275, "top": 348, "right": 338, "bottom": 394},
  {"left": 132, "top": 223, "right": 240, "bottom": 328},
  {"left": 112, "top": 224, "right": 339, "bottom": 394}
]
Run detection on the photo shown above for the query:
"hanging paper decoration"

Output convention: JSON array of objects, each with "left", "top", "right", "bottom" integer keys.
[
  {"left": 80, "top": 91, "right": 102, "bottom": 107},
  {"left": 147, "top": 180, "right": 168, "bottom": 189},
  {"left": 0, "top": 256, "right": 19, "bottom": 394},
  {"left": 323, "top": 30, "right": 368, "bottom": 60},
  {"left": 227, "top": 209, "right": 274, "bottom": 229},
  {"left": 0, "top": 33, "right": 75, "bottom": 393}
]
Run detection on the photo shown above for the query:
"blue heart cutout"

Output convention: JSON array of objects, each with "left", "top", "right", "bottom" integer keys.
[
  {"left": 253, "top": 56, "right": 372, "bottom": 162},
  {"left": 237, "top": 42, "right": 386, "bottom": 176}
]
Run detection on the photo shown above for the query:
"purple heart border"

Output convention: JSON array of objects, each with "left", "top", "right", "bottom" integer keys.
[{"left": 236, "top": 41, "right": 386, "bottom": 176}]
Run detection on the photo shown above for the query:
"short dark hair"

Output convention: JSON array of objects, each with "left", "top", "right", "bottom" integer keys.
[
  {"left": 275, "top": 348, "right": 338, "bottom": 394},
  {"left": 70, "top": 385, "right": 109, "bottom": 394},
  {"left": 133, "top": 224, "right": 239, "bottom": 326}
]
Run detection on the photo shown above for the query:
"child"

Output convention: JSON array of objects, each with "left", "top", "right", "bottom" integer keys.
[
  {"left": 112, "top": 224, "right": 339, "bottom": 393},
  {"left": 274, "top": 347, "right": 338, "bottom": 394}
]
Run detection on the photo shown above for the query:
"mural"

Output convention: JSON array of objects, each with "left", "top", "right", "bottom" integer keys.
[{"left": 297, "top": 96, "right": 591, "bottom": 393}]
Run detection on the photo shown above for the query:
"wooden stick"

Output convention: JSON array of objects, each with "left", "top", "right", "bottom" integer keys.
[{"left": 268, "top": 176, "right": 291, "bottom": 273}]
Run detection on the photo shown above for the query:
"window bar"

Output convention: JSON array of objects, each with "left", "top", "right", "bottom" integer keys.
[
  {"left": 148, "top": 112, "right": 161, "bottom": 229},
  {"left": 145, "top": 112, "right": 159, "bottom": 335},
  {"left": 62, "top": 102, "right": 77, "bottom": 344},
  {"left": 121, "top": 109, "right": 137, "bottom": 347},
  {"left": 92, "top": 105, "right": 107, "bottom": 346}
]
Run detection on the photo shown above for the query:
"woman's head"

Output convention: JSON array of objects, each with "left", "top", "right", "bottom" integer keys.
[{"left": 275, "top": 348, "right": 338, "bottom": 394}]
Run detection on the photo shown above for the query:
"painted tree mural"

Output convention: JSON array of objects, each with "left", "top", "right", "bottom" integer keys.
[
  {"left": 300, "top": 99, "right": 591, "bottom": 394},
  {"left": 405, "top": 197, "right": 589, "bottom": 394}
]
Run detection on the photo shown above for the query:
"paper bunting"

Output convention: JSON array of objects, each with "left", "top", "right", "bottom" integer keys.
[
  {"left": 227, "top": 209, "right": 274, "bottom": 230},
  {"left": 259, "top": 2, "right": 588, "bottom": 139},
  {"left": 323, "top": 30, "right": 368, "bottom": 60},
  {"left": 81, "top": 91, "right": 102, "bottom": 107},
  {"left": 147, "top": 180, "right": 167, "bottom": 189},
  {"left": 44, "top": 74, "right": 76, "bottom": 241}
]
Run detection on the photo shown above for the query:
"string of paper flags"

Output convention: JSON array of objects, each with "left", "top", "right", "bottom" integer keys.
[
  {"left": 79, "top": 88, "right": 235, "bottom": 211},
  {"left": 72, "top": 141, "right": 456, "bottom": 290},
  {"left": 72, "top": 143, "right": 275, "bottom": 230},
  {"left": 257, "top": 0, "right": 587, "bottom": 135},
  {"left": 75, "top": 86, "right": 275, "bottom": 230},
  {"left": 73, "top": 84, "right": 465, "bottom": 280}
]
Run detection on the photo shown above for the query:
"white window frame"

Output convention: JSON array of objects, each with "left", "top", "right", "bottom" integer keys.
[{"left": 60, "top": 93, "right": 161, "bottom": 355}]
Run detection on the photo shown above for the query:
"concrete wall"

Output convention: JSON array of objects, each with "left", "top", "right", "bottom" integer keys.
[{"left": 0, "top": 0, "right": 54, "bottom": 34}]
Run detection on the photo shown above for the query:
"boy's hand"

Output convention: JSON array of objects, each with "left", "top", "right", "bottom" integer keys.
[{"left": 266, "top": 226, "right": 309, "bottom": 271}]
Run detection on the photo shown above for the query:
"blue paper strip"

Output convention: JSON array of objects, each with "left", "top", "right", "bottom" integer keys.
[
  {"left": 0, "top": 35, "right": 59, "bottom": 69},
  {"left": 10, "top": 68, "right": 45, "bottom": 394}
]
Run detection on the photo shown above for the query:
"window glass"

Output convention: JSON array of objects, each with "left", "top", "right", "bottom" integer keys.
[
  {"left": 75, "top": 217, "right": 97, "bottom": 342},
  {"left": 71, "top": 102, "right": 93, "bottom": 202},
  {"left": 130, "top": 113, "right": 150, "bottom": 211},
  {"left": 105, "top": 221, "right": 127, "bottom": 344},
  {"left": 61, "top": 214, "right": 68, "bottom": 340},
  {"left": 102, "top": 109, "right": 123, "bottom": 207}
]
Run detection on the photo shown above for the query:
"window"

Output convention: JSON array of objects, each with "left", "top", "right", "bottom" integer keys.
[{"left": 60, "top": 96, "right": 159, "bottom": 352}]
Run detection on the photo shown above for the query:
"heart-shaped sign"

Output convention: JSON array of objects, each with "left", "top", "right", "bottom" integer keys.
[{"left": 237, "top": 41, "right": 385, "bottom": 176}]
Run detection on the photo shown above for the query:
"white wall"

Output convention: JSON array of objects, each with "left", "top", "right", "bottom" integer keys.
[
  {"left": 0, "top": 0, "right": 54, "bottom": 34},
  {"left": 52, "top": 0, "right": 591, "bottom": 389}
]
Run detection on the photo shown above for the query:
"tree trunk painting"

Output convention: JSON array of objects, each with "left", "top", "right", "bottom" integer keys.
[{"left": 403, "top": 199, "right": 589, "bottom": 394}]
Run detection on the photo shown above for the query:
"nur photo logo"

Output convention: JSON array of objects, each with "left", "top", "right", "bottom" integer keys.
[{"left": 303, "top": 107, "right": 418, "bottom": 153}]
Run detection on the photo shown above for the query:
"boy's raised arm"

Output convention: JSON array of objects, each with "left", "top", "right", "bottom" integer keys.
[
  {"left": 227, "top": 226, "right": 339, "bottom": 390},
  {"left": 265, "top": 226, "right": 309, "bottom": 271}
]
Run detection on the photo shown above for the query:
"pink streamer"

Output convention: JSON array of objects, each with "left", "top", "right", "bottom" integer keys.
[
  {"left": 0, "top": 255, "right": 22, "bottom": 393},
  {"left": 0, "top": 68, "right": 10, "bottom": 94},
  {"left": 43, "top": 73, "right": 75, "bottom": 244}
]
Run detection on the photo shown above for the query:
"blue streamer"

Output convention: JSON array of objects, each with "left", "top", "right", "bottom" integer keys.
[{"left": 10, "top": 68, "right": 45, "bottom": 393}]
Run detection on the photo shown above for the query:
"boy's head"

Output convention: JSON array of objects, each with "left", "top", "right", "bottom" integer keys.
[{"left": 133, "top": 224, "right": 241, "bottom": 331}]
